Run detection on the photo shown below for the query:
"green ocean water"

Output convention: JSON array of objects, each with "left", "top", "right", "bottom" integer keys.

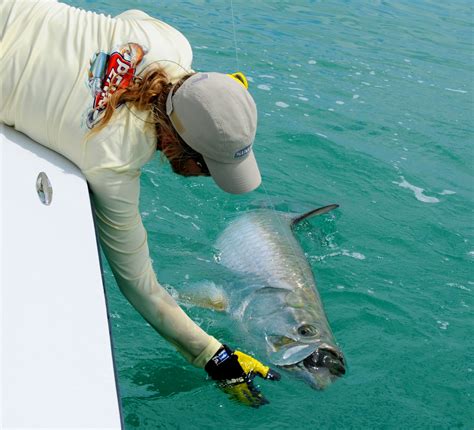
[{"left": 68, "top": 1, "right": 473, "bottom": 428}]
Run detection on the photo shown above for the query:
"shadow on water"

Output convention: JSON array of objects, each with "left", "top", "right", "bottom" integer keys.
[{"left": 123, "top": 362, "right": 205, "bottom": 399}]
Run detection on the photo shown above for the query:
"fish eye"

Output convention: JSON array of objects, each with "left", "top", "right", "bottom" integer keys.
[{"left": 298, "top": 324, "right": 318, "bottom": 337}]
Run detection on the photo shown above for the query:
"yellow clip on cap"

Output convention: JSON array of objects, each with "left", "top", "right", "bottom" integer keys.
[{"left": 227, "top": 72, "right": 249, "bottom": 89}]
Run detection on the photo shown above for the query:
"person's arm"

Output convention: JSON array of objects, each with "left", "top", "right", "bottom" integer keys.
[
  {"left": 85, "top": 167, "right": 221, "bottom": 367},
  {"left": 86, "top": 166, "right": 281, "bottom": 406}
]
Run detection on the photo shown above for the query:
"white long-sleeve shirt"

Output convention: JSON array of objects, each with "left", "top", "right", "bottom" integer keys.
[{"left": 1, "top": 0, "right": 221, "bottom": 367}]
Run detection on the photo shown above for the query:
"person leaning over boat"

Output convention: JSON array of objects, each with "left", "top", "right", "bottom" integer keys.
[{"left": 0, "top": 0, "right": 280, "bottom": 406}]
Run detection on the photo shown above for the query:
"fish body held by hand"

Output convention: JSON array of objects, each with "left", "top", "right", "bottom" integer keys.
[{"left": 214, "top": 204, "right": 345, "bottom": 389}]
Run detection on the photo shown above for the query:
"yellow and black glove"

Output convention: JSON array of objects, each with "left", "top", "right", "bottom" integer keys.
[{"left": 205, "top": 344, "right": 281, "bottom": 408}]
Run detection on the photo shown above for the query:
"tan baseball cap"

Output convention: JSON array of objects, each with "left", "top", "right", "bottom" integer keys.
[{"left": 165, "top": 72, "right": 261, "bottom": 194}]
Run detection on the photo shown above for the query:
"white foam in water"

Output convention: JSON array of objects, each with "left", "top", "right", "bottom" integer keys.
[
  {"left": 298, "top": 96, "right": 308, "bottom": 101},
  {"left": 174, "top": 211, "right": 191, "bottom": 219},
  {"left": 445, "top": 88, "right": 467, "bottom": 94},
  {"left": 439, "top": 189, "right": 456, "bottom": 195},
  {"left": 316, "top": 132, "right": 328, "bottom": 138},
  {"left": 336, "top": 100, "right": 345, "bottom": 105},
  {"left": 342, "top": 250, "right": 366, "bottom": 260},
  {"left": 308, "top": 60, "right": 317, "bottom": 64},
  {"left": 436, "top": 320, "right": 449, "bottom": 330},
  {"left": 447, "top": 282, "right": 471, "bottom": 292},
  {"left": 353, "top": 94, "right": 360, "bottom": 99},
  {"left": 320, "top": 249, "right": 366, "bottom": 261},
  {"left": 275, "top": 101, "right": 289, "bottom": 108},
  {"left": 258, "top": 74, "right": 275, "bottom": 79},
  {"left": 257, "top": 84, "right": 271, "bottom": 91},
  {"left": 394, "top": 177, "right": 440, "bottom": 203}
]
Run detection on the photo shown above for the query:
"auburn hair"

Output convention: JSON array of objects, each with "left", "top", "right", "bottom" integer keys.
[{"left": 89, "top": 66, "right": 194, "bottom": 168}]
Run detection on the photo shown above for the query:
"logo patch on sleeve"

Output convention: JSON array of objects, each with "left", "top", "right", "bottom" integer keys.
[{"left": 85, "top": 42, "right": 147, "bottom": 129}]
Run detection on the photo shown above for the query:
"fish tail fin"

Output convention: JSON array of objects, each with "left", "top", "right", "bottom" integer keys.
[{"left": 291, "top": 204, "right": 339, "bottom": 227}]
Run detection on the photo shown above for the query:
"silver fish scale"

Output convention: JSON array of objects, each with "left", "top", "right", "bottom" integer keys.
[{"left": 217, "top": 211, "right": 313, "bottom": 286}]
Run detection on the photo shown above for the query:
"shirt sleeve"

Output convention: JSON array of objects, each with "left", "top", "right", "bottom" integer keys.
[{"left": 85, "top": 167, "right": 221, "bottom": 367}]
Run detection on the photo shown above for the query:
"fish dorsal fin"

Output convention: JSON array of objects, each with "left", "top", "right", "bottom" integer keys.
[{"left": 291, "top": 204, "right": 339, "bottom": 228}]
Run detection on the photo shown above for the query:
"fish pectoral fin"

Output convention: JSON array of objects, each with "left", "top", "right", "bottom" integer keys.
[
  {"left": 268, "top": 341, "right": 319, "bottom": 366},
  {"left": 178, "top": 281, "right": 229, "bottom": 312},
  {"left": 266, "top": 335, "right": 297, "bottom": 350},
  {"left": 291, "top": 204, "right": 339, "bottom": 228}
]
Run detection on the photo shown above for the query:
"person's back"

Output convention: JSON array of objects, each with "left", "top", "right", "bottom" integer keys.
[{"left": 1, "top": 0, "right": 192, "bottom": 170}]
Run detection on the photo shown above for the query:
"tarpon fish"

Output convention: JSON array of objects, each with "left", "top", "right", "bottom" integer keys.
[{"left": 208, "top": 204, "right": 346, "bottom": 389}]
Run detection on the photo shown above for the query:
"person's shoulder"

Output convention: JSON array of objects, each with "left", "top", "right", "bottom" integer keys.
[
  {"left": 114, "top": 9, "right": 187, "bottom": 47},
  {"left": 115, "top": 9, "right": 153, "bottom": 21}
]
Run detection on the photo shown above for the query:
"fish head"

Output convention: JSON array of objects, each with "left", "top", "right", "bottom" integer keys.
[{"left": 266, "top": 330, "right": 345, "bottom": 390}]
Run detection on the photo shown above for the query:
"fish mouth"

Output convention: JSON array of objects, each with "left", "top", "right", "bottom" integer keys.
[
  {"left": 303, "top": 344, "right": 346, "bottom": 377},
  {"left": 283, "top": 343, "right": 346, "bottom": 390}
]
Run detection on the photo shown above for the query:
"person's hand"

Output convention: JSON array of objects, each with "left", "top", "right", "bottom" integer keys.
[{"left": 204, "top": 344, "right": 281, "bottom": 408}]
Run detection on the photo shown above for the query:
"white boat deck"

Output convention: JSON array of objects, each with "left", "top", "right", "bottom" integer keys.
[{"left": 0, "top": 125, "right": 122, "bottom": 429}]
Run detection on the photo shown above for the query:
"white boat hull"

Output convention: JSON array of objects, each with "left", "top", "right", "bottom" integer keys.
[{"left": 0, "top": 125, "right": 122, "bottom": 429}]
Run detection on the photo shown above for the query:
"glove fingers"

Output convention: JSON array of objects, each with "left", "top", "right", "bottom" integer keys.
[
  {"left": 234, "top": 350, "right": 281, "bottom": 382},
  {"left": 265, "top": 368, "right": 282, "bottom": 381},
  {"left": 253, "top": 367, "right": 281, "bottom": 381},
  {"left": 221, "top": 381, "right": 269, "bottom": 408}
]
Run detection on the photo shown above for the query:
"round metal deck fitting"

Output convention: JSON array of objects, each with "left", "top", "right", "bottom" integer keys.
[{"left": 36, "top": 172, "right": 53, "bottom": 205}]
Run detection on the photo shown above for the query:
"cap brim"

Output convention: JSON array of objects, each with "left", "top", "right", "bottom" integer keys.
[{"left": 204, "top": 150, "right": 261, "bottom": 194}]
